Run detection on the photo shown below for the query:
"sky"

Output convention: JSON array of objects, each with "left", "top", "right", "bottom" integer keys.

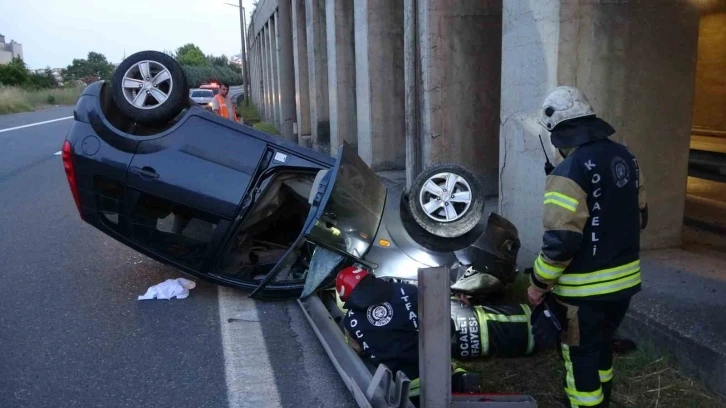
[{"left": 0, "top": 0, "right": 257, "bottom": 70}]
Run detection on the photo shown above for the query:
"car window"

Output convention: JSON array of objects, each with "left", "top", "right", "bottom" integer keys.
[
  {"left": 200, "top": 90, "right": 214, "bottom": 98},
  {"left": 130, "top": 191, "right": 220, "bottom": 268},
  {"left": 212, "top": 89, "right": 219, "bottom": 95},
  {"left": 190, "top": 90, "right": 202, "bottom": 97}
]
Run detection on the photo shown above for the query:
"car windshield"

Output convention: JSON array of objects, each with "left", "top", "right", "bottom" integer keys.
[
  {"left": 191, "top": 90, "right": 214, "bottom": 98},
  {"left": 306, "top": 144, "right": 386, "bottom": 258}
]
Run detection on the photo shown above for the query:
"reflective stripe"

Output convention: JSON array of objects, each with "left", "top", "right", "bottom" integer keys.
[
  {"left": 481, "top": 313, "right": 528, "bottom": 323},
  {"left": 544, "top": 192, "right": 578, "bottom": 212},
  {"left": 568, "top": 390, "right": 605, "bottom": 406},
  {"left": 409, "top": 378, "right": 420, "bottom": 397},
  {"left": 535, "top": 255, "right": 565, "bottom": 280},
  {"left": 559, "top": 260, "right": 641, "bottom": 286},
  {"left": 562, "top": 344, "right": 577, "bottom": 391},
  {"left": 522, "top": 304, "right": 535, "bottom": 355},
  {"left": 555, "top": 271, "right": 641, "bottom": 297},
  {"left": 562, "top": 344, "right": 605, "bottom": 407},
  {"left": 474, "top": 306, "right": 491, "bottom": 356},
  {"left": 599, "top": 368, "right": 613, "bottom": 383}
]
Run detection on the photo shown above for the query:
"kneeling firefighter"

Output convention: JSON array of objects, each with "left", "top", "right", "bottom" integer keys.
[
  {"left": 527, "top": 86, "right": 648, "bottom": 408},
  {"left": 335, "top": 266, "right": 479, "bottom": 404}
]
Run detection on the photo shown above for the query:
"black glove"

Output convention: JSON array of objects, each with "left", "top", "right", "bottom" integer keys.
[
  {"left": 544, "top": 162, "right": 555, "bottom": 176},
  {"left": 530, "top": 294, "right": 562, "bottom": 350}
]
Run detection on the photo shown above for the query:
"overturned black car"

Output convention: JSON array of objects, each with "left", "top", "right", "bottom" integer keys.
[{"left": 62, "top": 51, "right": 522, "bottom": 299}]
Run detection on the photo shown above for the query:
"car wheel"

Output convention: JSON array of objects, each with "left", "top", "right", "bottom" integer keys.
[
  {"left": 407, "top": 163, "right": 484, "bottom": 238},
  {"left": 111, "top": 51, "right": 189, "bottom": 126}
]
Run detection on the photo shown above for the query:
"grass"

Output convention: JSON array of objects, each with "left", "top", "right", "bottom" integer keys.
[
  {"left": 457, "top": 272, "right": 726, "bottom": 408},
  {"left": 235, "top": 99, "right": 280, "bottom": 135},
  {"left": 457, "top": 348, "right": 724, "bottom": 408},
  {"left": 253, "top": 121, "right": 280, "bottom": 135},
  {"left": 237, "top": 99, "right": 262, "bottom": 125},
  {"left": 0, "top": 86, "right": 83, "bottom": 114}
]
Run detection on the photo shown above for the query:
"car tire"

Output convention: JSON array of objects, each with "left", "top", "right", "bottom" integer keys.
[
  {"left": 407, "top": 163, "right": 484, "bottom": 238},
  {"left": 111, "top": 51, "right": 189, "bottom": 126}
]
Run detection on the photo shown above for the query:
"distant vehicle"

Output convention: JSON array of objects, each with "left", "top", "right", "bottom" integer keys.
[
  {"left": 189, "top": 89, "right": 215, "bottom": 110},
  {"left": 200, "top": 82, "right": 220, "bottom": 95}
]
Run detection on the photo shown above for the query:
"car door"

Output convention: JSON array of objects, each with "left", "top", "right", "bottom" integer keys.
[
  {"left": 248, "top": 142, "right": 387, "bottom": 297},
  {"left": 303, "top": 142, "right": 387, "bottom": 257},
  {"left": 125, "top": 113, "right": 268, "bottom": 272}
]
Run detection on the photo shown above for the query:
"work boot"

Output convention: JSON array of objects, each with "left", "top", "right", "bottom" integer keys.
[
  {"left": 451, "top": 369, "right": 481, "bottom": 393},
  {"left": 602, "top": 381, "right": 613, "bottom": 407}
]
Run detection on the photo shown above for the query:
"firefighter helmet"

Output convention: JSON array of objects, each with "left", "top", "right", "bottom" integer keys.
[
  {"left": 336, "top": 266, "right": 370, "bottom": 301},
  {"left": 538, "top": 86, "right": 595, "bottom": 131}
]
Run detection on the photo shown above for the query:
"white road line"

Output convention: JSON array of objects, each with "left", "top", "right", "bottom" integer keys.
[
  {"left": 0, "top": 116, "right": 73, "bottom": 134},
  {"left": 54, "top": 151, "right": 62, "bottom": 156},
  {"left": 218, "top": 286, "right": 282, "bottom": 408}
]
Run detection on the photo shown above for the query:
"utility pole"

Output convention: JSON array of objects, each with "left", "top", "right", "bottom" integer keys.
[
  {"left": 226, "top": 1, "right": 251, "bottom": 106},
  {"left": 241, "top": 4, "right": 250, "bottom": 106}
]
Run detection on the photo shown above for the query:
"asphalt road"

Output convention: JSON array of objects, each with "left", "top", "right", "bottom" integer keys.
[{"left": 0, "top": 107, "right": 355, "bottom": 408}]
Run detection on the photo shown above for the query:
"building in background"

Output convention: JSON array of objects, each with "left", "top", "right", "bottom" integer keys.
[{"left": 0, "top": 34, "right": 23, "bottom": 64}]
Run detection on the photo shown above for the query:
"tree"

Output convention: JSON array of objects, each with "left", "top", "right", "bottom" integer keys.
[
  {"left": 63, "top": 51, "right": 115, "bottom": 84},
  {"left": 175, "top": 43, "right": 208, "bottom": 66},
  {"left": 208, "top": 54, "right": 229, "bottom": 67},
  {"left": 0, "top": 57, "right": 29, "bottom": 86}
]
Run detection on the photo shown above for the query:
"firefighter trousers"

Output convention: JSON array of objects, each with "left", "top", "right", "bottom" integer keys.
[{"left": 557, "top": 296, "right": 631, "bottom": 408}]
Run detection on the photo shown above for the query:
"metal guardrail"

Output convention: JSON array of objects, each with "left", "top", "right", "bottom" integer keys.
[{"left": 298, "top": 295, "right": 417, "bottom": 408}]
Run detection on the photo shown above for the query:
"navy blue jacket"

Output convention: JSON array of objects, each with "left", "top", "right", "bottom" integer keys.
[{"left": 343, "top": 276, "right": 420, "bottom": 380}]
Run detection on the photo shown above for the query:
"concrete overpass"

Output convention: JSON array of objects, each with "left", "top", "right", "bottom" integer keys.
[{"left": 245, "top": 0, "right": 725, "bottom": 264}]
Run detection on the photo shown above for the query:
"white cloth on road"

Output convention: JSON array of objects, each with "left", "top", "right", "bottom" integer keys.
[{"left": 138, "top": 278, "right": 197, "bottom": 300}]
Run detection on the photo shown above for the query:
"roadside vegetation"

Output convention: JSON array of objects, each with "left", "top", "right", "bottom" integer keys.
[
  {"left": 0, "top": 56, "right": 85, "bottom": 114},
  {"left": 0, "top": 86, "right": 84, "bottom": 114},
  {"left": 236, "top": 98, "right": 280, "bottom": 135},
  {"left": 1, "top": 43, "right": 244, "bottom": 115},
  {"left": 457, "top": 272, "right": 725, "bottom": 407},
  {"left": 174, "top": 43, "right": 244, "bottom": 88}
]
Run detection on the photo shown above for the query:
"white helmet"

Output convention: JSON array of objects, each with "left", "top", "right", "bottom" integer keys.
[{"left": 538, "top": 86, "right": 595, "bottom": 131}]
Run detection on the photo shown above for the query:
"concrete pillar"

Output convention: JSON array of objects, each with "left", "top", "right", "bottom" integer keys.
[
  {"left": 292, "top": 0, "right": 312, "bottom": 145},
  {"left": 253, "top": 38, "right": 262, "bottom": 113},
  {"left": 258, "top": 38, "right": 264, "bottom": 107},
  {"left": 404, "top": 0, "right": 421, "bottom": 188},
  {"left": 265, "top": 23, "right": 275, "bottom": 123},
  {"left": 261, "top": 28, "right": 272, "bottom": 121},
  {"left": 268, "top": 17, "right": 281, "bottom": 128},
  {"left": 326, "top": 0, "right": 358, "bottom": 156},
  {"left": 276, "top": 5, "right": 298, "bottom": 142},
  {"left": 354, "top": 0, "right": 406, "bottom": 170},
  {"left": 499, "top": 1, "right": 700, "bottom": 263},
  {"left": 258, "top": 38, "right": 265, "bottom": 111},
  {"left": 254, "top": 40, "right": 261, "bottom": 110},
  {"left": 415, "top": 0, "right": 502, "bottom": 195},
  {"left": 306, "top": 0, "right": 330, "bottom": 154}
]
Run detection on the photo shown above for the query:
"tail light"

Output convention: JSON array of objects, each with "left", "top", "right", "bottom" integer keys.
[{"left": 62, "top": 140, "right": 83, "bottom": 218}]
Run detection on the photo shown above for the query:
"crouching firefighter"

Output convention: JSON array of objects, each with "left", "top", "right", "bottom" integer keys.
[
  {"left": 527, "top": 86, "right": 648, "bottom": 408},
  {"left": 335, "top": 266, "right": 479, "bottom": 405}
]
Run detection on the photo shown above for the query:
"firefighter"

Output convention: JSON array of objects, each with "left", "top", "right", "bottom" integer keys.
[
  {"left": 336, "top": 266, "right": 479, "bottom": 404},
  {"left": 527, "top": 86, "right": 648, "bottom": 408},
  {"left": 211, "top": 83, "right": 241, "bottom": 123}
]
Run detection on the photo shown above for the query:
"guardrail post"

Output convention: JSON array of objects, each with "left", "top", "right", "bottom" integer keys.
[{"left": 418, "top": 266, "right": 451, "bottom": 408}]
